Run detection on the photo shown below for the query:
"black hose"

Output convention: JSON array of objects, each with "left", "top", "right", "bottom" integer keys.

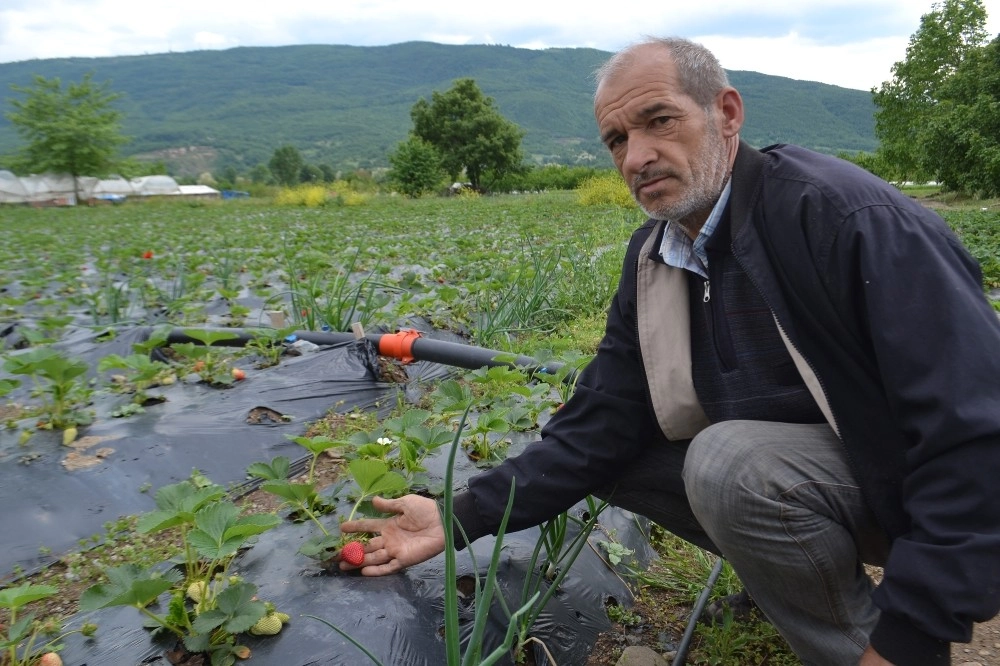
[
  {"left": 673, "top": 558, "right": 726, "bottom": 665},
  {"left": 164, "top": 328, "right": 576, "bottom": 383}
]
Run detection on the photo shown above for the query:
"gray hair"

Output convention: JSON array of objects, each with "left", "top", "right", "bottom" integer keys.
[{"left": 594, "top": 37, "right": 730, "bottom": 109}]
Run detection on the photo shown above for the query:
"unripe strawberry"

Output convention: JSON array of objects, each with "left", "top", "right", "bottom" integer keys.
[
  {"left": 340, "top": 541, "right": 365, "bottom": 566},
  {"left": 249, "top": 613, "right": 283, "bottom": 636},
  {"left": 38, "top": 653, "right": 63, "bottom": 666},
  {"left": 186, "top": 581, "right": 207, "bottom": 602},
  {"left": 274, "top": 612, "right": 291, "bottom": 624}
]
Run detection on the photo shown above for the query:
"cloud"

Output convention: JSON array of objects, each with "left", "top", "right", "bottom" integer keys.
[{"left": 0, "top": 0, "right": 997, "bottom": 90}]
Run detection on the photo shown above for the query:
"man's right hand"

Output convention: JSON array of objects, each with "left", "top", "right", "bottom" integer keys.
[{"left": 338, "top": 494, "right": 446, "bottom": 576}]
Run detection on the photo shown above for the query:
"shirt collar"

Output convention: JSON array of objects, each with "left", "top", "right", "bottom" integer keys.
[{"left": 656, "top": 179, "right": 732, "bottom": 279}]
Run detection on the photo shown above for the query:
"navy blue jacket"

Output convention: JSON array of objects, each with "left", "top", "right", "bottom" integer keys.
[{"left": 454, "top": 143, "right": 1000, "bottom": 664}]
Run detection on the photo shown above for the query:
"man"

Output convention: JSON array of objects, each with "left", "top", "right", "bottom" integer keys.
[{"left": 342, "top": 38, "right": 1000, "bottom": 665}]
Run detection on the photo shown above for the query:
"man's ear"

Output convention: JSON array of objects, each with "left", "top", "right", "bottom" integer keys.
[{"left": 716, "top": 87, "right": 744, "bottom": 138}]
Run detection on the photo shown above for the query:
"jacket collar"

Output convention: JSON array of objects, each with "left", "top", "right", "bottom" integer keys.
[{"left": 729, "top": 140, "right": 768, "bottom": 239}]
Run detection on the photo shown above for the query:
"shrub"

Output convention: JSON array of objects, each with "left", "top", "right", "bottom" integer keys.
[
  {"left": 340, "top": 191, "right": 371, "bottom": 206},
  {"left": 576, "top": 172, "right": 635, "bottom": 207},
  {"left": 274, "top": 185, "right": 329, "bottom": 207}
]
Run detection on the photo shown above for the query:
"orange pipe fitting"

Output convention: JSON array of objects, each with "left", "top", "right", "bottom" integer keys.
[{"left": 377, "top": 329, "right": 422, "bottom": 364}]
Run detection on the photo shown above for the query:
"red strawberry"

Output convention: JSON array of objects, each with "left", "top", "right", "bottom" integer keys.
[{"left": 340, "top": 541, "right": 365, "bottom": 566}]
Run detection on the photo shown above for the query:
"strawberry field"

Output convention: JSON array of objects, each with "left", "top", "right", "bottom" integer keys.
[
  {"left": 0, "top": 191, "right": 997, "bottom": 666},
  {"left": 0, "top": 192, "right": 652, "bottom": 666}
]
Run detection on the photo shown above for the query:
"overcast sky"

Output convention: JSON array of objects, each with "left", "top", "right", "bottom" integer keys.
[{"left": 1, "top": 0, "right": 998, "bottom": 91}]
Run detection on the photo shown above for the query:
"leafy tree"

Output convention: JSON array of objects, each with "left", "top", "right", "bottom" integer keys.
[
  {"left": 248, "top": 163, "right": 273, "bottom": 185},
  {"left": 268, "top": 145, "right": 304, "bottom": 186},
  {"left": 872, "top": 0, "right": 989, "bottom": 182},
  {"left": 388, "top": 135, "right": 445, "bottom": 197},
  {"left": 216, "top": 164, "right": 239, "bottom": 189},
  {"left": 922, "top": 35, "right": 1000, "bottom": 196},
  {"left": 317, "top": 163, "right": 336, "bottom": 183},
  {"left": 300, "top": 163, "right": 323, "bottom": 183},
  {"left": 5, "top": 73, "right": 127, "bottom": 201},
  {"left": 410, "top": 78, "right": 524, "bottom": 191}
]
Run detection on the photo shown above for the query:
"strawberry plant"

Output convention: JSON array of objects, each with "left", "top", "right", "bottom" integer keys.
[
  {"left": 293, "top": 457, "right": 409, "bottom": 562},
  {"left": 2, "top": 348, "right": 93, "bottom": 431},
  {"left": 377, "top": 409, "right": 455, "bottom": 477},
  {"left": 79, "top": 474, "right": 282, "bottom": 666},
  {"left": 168, "top": 328, "right": 240, "bottom": 386},
  {"left": 308, "top": 409, "right": 540, "bottom": 666},
  {"left": 462, "top": 407, "right": 515, "bottom": 466},
  {"left": 0, "top": 378, "right": 20, "bottom": 399},
  {"left": 243, "top": 325, "right": 297, "bottom": 368},
  {"left": 97, "top": 353, "right": 175, "bottom": 407},
  {"left": 247, "top": 454, "right": 339, "bottom": 529},
  {"left": 1, "top": 583, "right": 96, "bottom": 666}
]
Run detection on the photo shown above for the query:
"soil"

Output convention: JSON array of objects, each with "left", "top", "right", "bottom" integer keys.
[{"left": 583, "top": 574, "right": 1000, "bottom": 666}]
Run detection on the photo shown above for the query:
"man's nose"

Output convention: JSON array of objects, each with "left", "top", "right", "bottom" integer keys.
[{"left": 621, "top": 133, "right": 657, "bottom": 176}]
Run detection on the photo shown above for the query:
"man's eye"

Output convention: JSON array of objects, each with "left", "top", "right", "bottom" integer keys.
[
  {"left": 653, "top": 116, "right": 672, "bottom": 126},
  {"left": 607, "top": 135, "right": 625, "bottom": 149}
]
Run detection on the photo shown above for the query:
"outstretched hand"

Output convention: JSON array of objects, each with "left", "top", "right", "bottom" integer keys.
[{"left": 338, "top": 494, "right": 446, "bottom": 576}]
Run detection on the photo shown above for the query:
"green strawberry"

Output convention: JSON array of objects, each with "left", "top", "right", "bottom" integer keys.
[{"left": 249, "top": 613, "right": 283, "bottom": 636}]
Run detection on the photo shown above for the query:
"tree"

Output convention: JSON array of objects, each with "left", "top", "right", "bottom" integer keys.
[
  {"left": 6, "top": 73, "right": 127, "bottom": 201},
  {"left": 268, "top": 145, "right": 304, "bottom": 186},
  {"left": 921, "top": 35, "right": 1000, "bottom": 196},
  {"left": 872, "top": 0, "right": 989, "bottom": 182},
  {"left": 317, "top": 163, "right": 336, "bottom": 183},
  {"left": 388, "top": 135, "right": 445, "bottom": 197},
  {"left": 410, "top": 78, "right": 524, "bottom": 191},
  {"left": 299, "top": 163, "right": 323, "bottom": 184},
  {"left": 248, "top": 164, "right": 273, "bottom": 185}
]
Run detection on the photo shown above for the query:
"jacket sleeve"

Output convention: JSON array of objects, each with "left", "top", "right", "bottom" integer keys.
[
  {"left": 452, "top": 227, "right": 664, "bottom": 544},
  {"left": 833, "top": 203, "right": 1000, "bottom": 662}
]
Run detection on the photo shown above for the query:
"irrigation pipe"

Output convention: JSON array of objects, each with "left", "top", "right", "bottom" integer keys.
[
  {"left": 164, "top": 327, "right": 576, "bottom": 383},
  {"left": 673, "top": 558, "right": 726, "bottom": 666}
]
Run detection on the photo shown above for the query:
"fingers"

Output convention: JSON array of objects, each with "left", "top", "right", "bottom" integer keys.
[
  {"left": 370, "top": 495, "right": 408, "bottom": 513},
  {"left": 360, "top": 561, "right": 403, "bottom": 576},
  {"left": 338, "top": 544, "right": 401, "bottom": 576},
  {"left": 340, "top": 517, "right": 388, "bottom": 534}
]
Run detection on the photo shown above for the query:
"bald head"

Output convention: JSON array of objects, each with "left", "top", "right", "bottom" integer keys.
[{"left": 595, "top": 38, "right": 730, "bottom": 110}]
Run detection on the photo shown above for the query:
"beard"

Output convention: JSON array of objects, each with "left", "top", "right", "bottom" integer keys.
[{"left": 631, "top": 121, "right": 731, "bottom": 231}]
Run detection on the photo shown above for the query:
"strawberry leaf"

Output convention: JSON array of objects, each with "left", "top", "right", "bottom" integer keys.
[
  {"left": 80, "top": 564, "right": 176, "bottom": 610},
  {"left": 260, "top": 479, "right": 317, "bottom": 504},
  {"left": 348, "top": 459, "right": 408, "bottom": 497},
  {"left": 247, "top": 456, "right": 290, "bottom": 481},
  {"left": 0, "top": 582, "right": 58, "bottom": 611},
  {"left": 180, "top": 328, "right": 240, "bottom": 347}
]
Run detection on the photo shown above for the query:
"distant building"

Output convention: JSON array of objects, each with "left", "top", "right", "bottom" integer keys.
[{"left": 0, "top": 172, "right": 221, "bottom": 205}]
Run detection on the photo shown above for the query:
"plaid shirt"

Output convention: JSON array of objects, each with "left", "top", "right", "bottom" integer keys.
[{"left": 656, "top": 180, "right": 732, "bottom": 278}]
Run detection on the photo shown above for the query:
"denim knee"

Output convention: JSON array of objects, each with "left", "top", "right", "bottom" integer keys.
[{"left": 682, "top": 420, "right": 763, "bottom": 523}]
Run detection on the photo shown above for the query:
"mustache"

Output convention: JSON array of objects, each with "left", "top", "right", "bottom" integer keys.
[{"left": 632, "top": 169, "right": 677, "bottom": 191}]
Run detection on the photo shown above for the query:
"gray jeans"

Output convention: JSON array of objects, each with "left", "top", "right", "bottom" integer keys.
[{"left": 596, "top": 420, "right": 889, "bottom": 666}]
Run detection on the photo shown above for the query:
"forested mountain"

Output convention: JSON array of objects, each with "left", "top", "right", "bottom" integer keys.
[{"left": 0, "top": 42, "right": 877, "bottom": 175}]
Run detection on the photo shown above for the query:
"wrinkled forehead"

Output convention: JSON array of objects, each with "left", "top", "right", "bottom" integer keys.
[{"left": 594, "top": 47, "right": 682, "bottom": 112}]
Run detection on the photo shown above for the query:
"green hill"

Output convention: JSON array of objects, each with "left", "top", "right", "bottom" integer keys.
[{"left": 0, "top": 42, "right": 877, "bottom": 175}]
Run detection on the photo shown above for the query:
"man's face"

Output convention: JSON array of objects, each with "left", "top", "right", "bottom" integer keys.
[{"left": 595, "top": 48, "right": 731, "bottom": 228}]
